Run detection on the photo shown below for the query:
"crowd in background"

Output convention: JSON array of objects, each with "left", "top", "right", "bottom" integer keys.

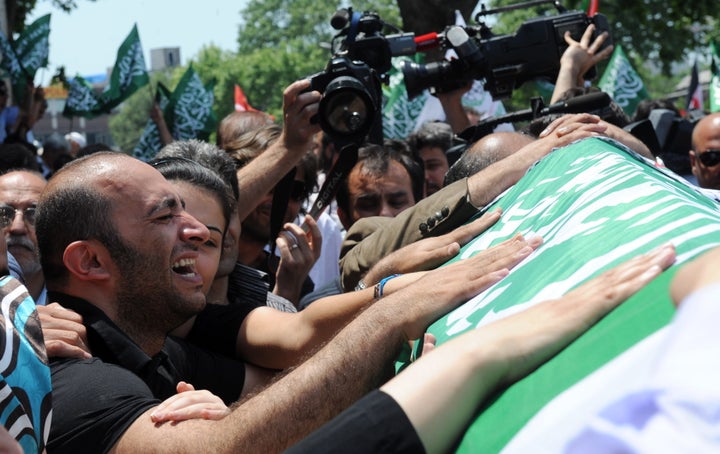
[{"left": 0, "top": 23, "right": 719, "bottom": 454}]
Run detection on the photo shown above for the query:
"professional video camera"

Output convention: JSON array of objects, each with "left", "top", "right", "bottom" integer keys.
[
  {"left": 402, "top": 0, "right": 612, "bottom": 100},
  {"left": 307, "top": 8, "right": 418, "bottom": 145}
]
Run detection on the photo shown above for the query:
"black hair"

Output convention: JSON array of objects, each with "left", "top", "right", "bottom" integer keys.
[
  {"left": 149, "top": 157, "right": 234, "bottom": 231},
  {"left": 156, "top": 139, "right": 239, "bottom": 200},
  {"left": 335, "top": 141, "right": 424, "bottom": 215}
]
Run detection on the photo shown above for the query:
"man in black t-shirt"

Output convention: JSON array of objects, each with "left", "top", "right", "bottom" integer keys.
[{"left": 37, "top": 150, "right": 535, "bottom": 453}]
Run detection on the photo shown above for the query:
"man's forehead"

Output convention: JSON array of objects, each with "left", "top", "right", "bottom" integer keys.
[
  {"left": 0, "top": 171, "right": 46, "bottom": 191},
  {"left": 101, "top": 168, "right": 180, "bottom": 209}
]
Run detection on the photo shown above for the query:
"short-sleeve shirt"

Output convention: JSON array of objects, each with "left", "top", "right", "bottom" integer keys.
[{"left": 47, "top": 293, "right": 248, "bottom": 454}]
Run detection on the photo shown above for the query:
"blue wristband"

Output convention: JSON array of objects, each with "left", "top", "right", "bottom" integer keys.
[{"left": 374, "top": 274, "right": 401, "bottom": 299}]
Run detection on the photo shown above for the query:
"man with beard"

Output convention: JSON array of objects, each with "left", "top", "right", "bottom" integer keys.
[
  {"left": 0, "top": 169, "right": 47, "bottom": 305},
  {"left": 40, "top": 149, "right": 547, "bottom": 453},
  {"left": 40, "top": 152, "right": 276, "bottom": 452}
]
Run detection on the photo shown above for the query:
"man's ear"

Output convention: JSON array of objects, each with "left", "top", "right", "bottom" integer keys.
[
  {"left": 62, "top": 240, "right": 112, "bottom": 281},
  {"left": 689, "top": 150, "right": 699, "bottom": 176}
]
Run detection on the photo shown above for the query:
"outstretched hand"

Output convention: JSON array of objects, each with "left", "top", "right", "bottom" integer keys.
[
  {"left": 150, "top": 381, "right": 230, "bottom": 423},
  {"left": 394, "top": 233, "right": 544, "bottom": 341},
  {"left": 363, "top": 208, "right": 503, "bottom": 286}
]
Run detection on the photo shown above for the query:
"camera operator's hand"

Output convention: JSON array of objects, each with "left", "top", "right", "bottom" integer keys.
[
  {"left": 234, "top": 81, "right": 321, "bottom": 222},
  {"left": 551, "top": 24, "right": 614, "bottom": 103},
  {"left": 436, "top": 80, "right": 474, "bottom": 133},
  {"left": 280, "top": 79, "right": 322, "bottom": 154}
]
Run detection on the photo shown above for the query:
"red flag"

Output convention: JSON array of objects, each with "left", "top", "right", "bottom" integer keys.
[
  {"left": 686, "top": 60, "right": 704, "bottom": 111},
  {"left": 587, "top": 0, "right": 599, "bottom": 16},
  {"left": 234, "top": 84, "right": 257, "bottom": 112}
]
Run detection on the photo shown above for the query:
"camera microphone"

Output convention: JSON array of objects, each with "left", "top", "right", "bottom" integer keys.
[{"left": 331, "top": 8, "right": 351, "bottom": 30}]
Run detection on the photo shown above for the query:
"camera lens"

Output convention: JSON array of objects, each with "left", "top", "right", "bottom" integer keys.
[{"left": 320, "top": 76, "right": 376, "bottom": 139}]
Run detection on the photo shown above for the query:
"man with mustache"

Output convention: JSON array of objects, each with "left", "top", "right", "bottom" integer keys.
[{"left": 0, "top": 169, "right": 47, "bottom": 305}]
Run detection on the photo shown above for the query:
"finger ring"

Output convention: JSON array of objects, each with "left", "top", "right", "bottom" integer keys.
[{"left": 291, "top": 244, "right": 299, "bottom": 250}]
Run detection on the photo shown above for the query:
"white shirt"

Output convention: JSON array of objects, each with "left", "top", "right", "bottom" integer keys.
[{"left": 566, "top": 284, "right": 720, "bottom": 453}]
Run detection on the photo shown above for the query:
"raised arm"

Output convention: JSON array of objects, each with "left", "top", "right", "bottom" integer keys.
[
  {"left": 235, "top": 80, "right": 321, "bottom": 221},
  {"left": 550, "top": 24, "right": 613, "bottom": 104},
  {"left": 381, "top": 243, "right": 675, "bottom": 454},
  {"left": 110, "top": 233, "right": 542, "bottom": 453}
]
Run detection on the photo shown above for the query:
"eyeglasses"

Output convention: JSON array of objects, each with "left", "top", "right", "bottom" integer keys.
[
  {"left": 0, "top": 205, "right": 36, "bottom": 228},
  {"left": 698, "top": 150, "right": 720, "bottom": 167}
]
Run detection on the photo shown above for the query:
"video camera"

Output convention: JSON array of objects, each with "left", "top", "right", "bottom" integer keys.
[
  {"left": 403, "top": 0, "right": 612, "bottom": 100},
  {"left": 307, "top": 8, "right": 418, "bottom": 145},
  {"left": 308, "top": 2, "right": 611, "bottom": 144}
]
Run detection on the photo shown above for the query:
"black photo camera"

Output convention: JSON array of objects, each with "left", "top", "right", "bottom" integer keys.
[
  {"left": 403, "top": 1, "right": 612, "bottom": 99},
  {"left": 307, "top": 56, "right": 382, "bottom": 146},
  {"left": 306, "top": 8, "right": 417, "bottom": 145}
]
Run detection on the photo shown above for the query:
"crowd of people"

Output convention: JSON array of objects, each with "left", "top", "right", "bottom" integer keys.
[{"left": 0, "top": 23, "right": 718, "bottom": 454}]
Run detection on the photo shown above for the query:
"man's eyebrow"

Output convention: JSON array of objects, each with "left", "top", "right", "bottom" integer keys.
[
  {"left": 147, "top": 196, "right": 181, "bottom": 217},
  {"left": 206, "top": 225, "right": 223, "bottom": 235}
]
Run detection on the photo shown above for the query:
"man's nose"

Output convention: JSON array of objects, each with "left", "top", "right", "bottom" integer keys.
[
  {"left": 180, "top": 212, "right": 210, "bottom": 245},
  {"left": 9, "top": 211, "right": 29, "bottom": 233}
]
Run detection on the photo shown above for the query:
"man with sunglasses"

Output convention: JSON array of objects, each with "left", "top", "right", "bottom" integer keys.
[
  {"left": 690, "top": 113, "right": 720, "bottom": 190},
  {"left": 0, "top": 170, "right": 47, "bottom": 305}
]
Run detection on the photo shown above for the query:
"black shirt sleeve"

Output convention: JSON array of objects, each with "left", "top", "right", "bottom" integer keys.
[
  {"left": 48, "top": 358, "right": 160, "bottom": 454},
  {"left": 284, "top": 390, "right": 426, "bottom": 454}
]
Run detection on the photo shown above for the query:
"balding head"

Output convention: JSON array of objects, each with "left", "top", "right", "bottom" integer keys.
[
  {"left": 38, "top": 152, "right": 212, "bottom": 349},
  {"left": 690, "top": 113, "right": 720, "bottom": 189},
  {"left": 37, "top": 153, "right": 166, "bottom": 287},
  {"left": 444, "top": 132, "right": 535, "bottom": 185}
]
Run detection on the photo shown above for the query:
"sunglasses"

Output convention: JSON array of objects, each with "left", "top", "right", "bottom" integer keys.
[
  {"left": 0, "top": 205, "right": 36, "bottom": 228},
  {"left": 698, "top": 150, "right": 720, "bottom": 167}
]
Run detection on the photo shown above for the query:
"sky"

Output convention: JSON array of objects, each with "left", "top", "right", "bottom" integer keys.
[{"left": 27, "top": 0, "right": 249, "bottom": 85}]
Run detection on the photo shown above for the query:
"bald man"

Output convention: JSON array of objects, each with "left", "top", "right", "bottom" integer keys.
[{"left": 690, "top": 113, "right": 720, "bottom": 190}]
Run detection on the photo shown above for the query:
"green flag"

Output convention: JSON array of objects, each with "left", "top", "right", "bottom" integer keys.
[
  {"left": 0, "top": 30, "right": 25, "bottom": 89},
  {"left": 598, "top": 45, "right": 649, "bottom": 116},
  {"left": 400, "top": 138, "right": 720, "bottom": 452},
  {"left": 709, "top": 40, "right": 720, "bottom": 113},
  {"left": 64, "top": 25, "right": 149, "bottom": 118},
  {"left": 99, "top": 24, "right": 149, "bottom": 111},
  {"left": 382, "top": 56, "right": 430, "bottom": 139},
  {"left": 132, "top": 65, "right": 216, "bottom": 159},
  {"left": 132, "top": 83, "right": 172, "bottom": 161},
  {"left": 0, "top": 14, "right": 50, "bottom": 103},
  {"left": 62, "top": 75, "right": 103, "bottom": 118},
  {"left": 0, "top": 28, "right": 32, "bottom": 102},
  {"left": 169, "top": 64, "right": 216, "bottom": 141},
  {"left": 13, "top": 14, "right": 51, "bottom": 103},
  {"left": 14, "top": 14, "right": 50, "bottom": 76}
]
